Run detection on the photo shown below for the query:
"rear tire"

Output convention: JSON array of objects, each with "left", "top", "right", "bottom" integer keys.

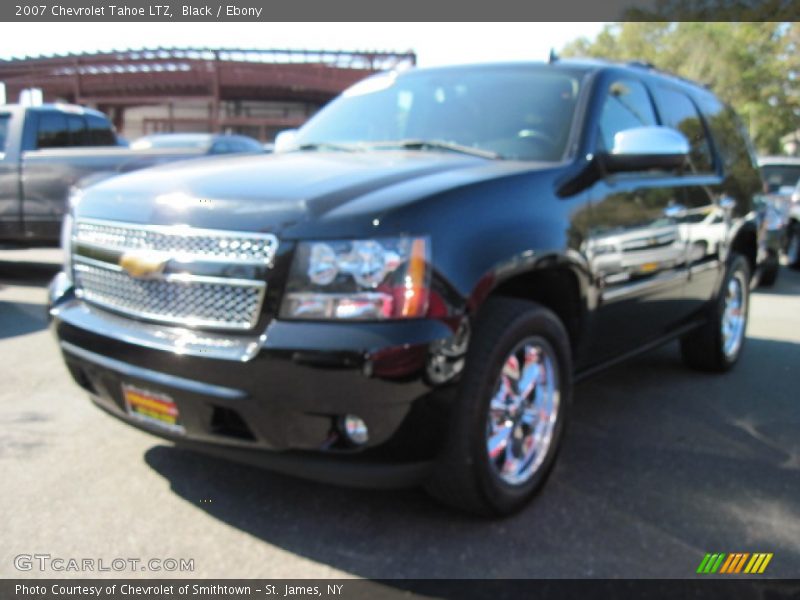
[
  {"left": 680, "top": 254, "right": 750, "bottom": 372},
  {"left": 425, "top": 297, "right": 572, "bottom": 516}
]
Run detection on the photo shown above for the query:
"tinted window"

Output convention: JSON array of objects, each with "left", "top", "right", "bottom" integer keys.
[
  {"left": 233, "top": 137, "right": 262, "bottom": 152},
  {"left": 67, "top": 115, "right": 87, "bottom": 146},
  {"left": 86, "top": 114, "right": 117, "bottom": 146},
  {"left": 296, "top": 67, "right": 585, "bottom": 161},
  {"left": 210, "top": 140, "right": 232, "bottom": 154},
  {"left": 695, "top": 91, "right": 761, "bottom": 206},
  {"left": 597, "top": 79, "right": 657, "bottom": 151},
  {"left": 678, "top": 212, "right": 708, "bottom": 224},
  {"left": 696, "top": 93, "right": 756, "bottom": 174},
  {"left": 36, "top": 112, "right": 71, "bottom": 149},
  {"left": 654, "top": 86, "right": 714, "bottom": 173},
  {"left": 0, "top": 114, "right": 9, "bottom": 153}
]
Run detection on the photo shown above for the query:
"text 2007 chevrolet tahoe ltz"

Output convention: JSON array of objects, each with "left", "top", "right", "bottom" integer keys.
[{"left": 50, "top": 61, "right": 765, "bottom": 515}]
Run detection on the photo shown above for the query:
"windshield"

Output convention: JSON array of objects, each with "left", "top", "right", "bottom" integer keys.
[
  {"left": 295, "top": 66, "right": 586, "bottom": 161},
  {"left": 0, "top": 114, "right": 9, "bottom": 153}
]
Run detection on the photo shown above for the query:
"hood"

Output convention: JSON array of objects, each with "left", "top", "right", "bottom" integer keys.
[{"left": 75, "top": 150, "right": 545, "bottom": 236}]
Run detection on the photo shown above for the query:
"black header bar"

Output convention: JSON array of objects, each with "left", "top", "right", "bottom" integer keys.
[{"left": 2, "top": 0, "right": 799, "bottom": 22}]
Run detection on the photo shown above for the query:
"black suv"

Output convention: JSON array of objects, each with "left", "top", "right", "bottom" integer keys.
[{"left": 50, "top": 60, "right": 764, "bottom": 515}]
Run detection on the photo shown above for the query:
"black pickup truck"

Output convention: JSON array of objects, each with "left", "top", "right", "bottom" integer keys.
[
  {"left": 50, "top": 60, "right": 770, "bottom": 515},
  {"left": 0, "top": 104, "right": 219, "bottom": 245}
]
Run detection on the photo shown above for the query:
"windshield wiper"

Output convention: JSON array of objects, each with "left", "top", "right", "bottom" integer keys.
[
  {"left": 366, "top": 139, "right": 503, "bottom": 160},
  {"left": 294, "top": 142, "right": 357, "bottom": 153}
]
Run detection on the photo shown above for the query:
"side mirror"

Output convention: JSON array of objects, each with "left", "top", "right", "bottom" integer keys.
[
  {"left": 274, "top": 129, "right": 299, "bottom": 153},
  {"left": 600, "top": 126, "right": 689, "bottom": 173}
]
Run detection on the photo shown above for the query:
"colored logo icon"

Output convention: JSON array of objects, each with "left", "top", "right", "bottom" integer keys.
[{"left": 697, "top": 553, "right": 773, "bottom": 574}]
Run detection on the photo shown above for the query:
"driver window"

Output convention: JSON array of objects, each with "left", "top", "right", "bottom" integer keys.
[{"left": 598, "top": 79, "right": 657, "bottom": 152}]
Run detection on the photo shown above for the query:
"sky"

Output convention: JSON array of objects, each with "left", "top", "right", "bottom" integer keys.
[{"left": 0, "top": 22, "right": 607, "bottom": 66}]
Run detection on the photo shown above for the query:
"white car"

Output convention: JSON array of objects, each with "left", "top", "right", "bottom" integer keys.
[
  {"left": 758, "top": 156, "right": 799, "bottom": 275},
  {"left": 676, "top": 208, "right": 727, "bottom": 263}
]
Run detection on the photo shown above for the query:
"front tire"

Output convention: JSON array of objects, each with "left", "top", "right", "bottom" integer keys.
[
  {"left": 680, "top": 254, "right": 750, "bottom": 372},
  {"left": 425, "top": 298, "right": 572, "bottom": 516}
]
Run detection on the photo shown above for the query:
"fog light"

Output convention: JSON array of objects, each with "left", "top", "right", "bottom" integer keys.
[{"left": 341, "top": 414, "right": 369, "bottom": 445}]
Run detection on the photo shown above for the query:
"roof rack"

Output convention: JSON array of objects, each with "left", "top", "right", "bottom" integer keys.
[
  {"left": 625, "top": 59, "right": 711, "bottom": 90},
  {"left": 626, "top": 60, "right": 657, "bottom": 70}
]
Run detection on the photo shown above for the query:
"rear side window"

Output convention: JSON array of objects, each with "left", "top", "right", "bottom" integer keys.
[
  {"left": 36, "top": 112, "right": 71, "bottom": 149},
  {"left": 694, "top": 91, "right": 761, "bottom": 202},
  {"left": 696, "top": 93, "right": 758, "bottom": 175},
  {"left": 36, "top": 111, "right": 116, "bottom": 148},
  {"left": 67, "top": 114, "right": 87, "bottom": 145},
  {"left": 654, "top": 86, "right": 714, "bottom": 173},
  {"left": 597, "top": 79, "right": 657, "bottom": 151},
  {"left": 86, "top": 114, "right": 117, "bottom": 146},
  {"left": 0, "top": 114, "right": 9, "bottom": 152}
]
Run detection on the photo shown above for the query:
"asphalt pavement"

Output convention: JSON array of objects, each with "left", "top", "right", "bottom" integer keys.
[{"left": 1, "top": 248, "right": 798, "bottom": 579}]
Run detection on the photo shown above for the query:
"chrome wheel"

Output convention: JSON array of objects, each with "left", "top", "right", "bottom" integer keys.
[
  {"left": 486, "top": 338, "right": 560, "bottom": 486},
  {"left": 721, "top": 271, "right": 747, "bottom": 359}
]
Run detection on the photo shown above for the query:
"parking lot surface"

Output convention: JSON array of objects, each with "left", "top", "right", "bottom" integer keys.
[{"left": 1, "top": 248, "right": 799, "bottom": 579}]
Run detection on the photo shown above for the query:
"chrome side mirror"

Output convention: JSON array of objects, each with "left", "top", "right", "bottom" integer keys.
[
  {"left": 601, "top": 126, "right": 690, "bottom": 173},
  {"left": 274, "top": 129, "right": 299, "bottom": 153}
]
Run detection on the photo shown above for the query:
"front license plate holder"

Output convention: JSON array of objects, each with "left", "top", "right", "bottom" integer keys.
[{"left": 122, "top": 384, "right": 185, "bottom": 434}]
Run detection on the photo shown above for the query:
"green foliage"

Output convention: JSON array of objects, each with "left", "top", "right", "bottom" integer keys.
[{"left": 562, "top": 22, "right": 800, "bottom": 154}]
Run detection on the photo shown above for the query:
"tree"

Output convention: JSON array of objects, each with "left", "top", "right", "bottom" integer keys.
[{"left": 562, "top": 22, "right": 800, "bottom": 154}]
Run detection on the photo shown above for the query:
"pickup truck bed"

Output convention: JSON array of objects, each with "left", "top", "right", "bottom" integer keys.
[{"left": 1, "top": 104, "right": 205, "bottom": 244}]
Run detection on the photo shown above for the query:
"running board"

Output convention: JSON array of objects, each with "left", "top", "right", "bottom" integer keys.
[{"left": 574, "top": 319, "right": 706, "bottom": 383}]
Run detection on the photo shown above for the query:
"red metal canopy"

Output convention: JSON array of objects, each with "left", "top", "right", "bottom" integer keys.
[{"left": 0, "top": 47, "right": 417, "bottom": 136}]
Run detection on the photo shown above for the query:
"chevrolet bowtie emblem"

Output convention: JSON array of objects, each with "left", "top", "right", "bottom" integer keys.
[{"left": 118, "top": 251, "right": 168, "bottom": 279}]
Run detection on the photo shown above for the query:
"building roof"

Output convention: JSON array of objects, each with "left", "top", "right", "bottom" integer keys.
[{"left": 0, "top": 47, "right": 417, "bottom": 106}]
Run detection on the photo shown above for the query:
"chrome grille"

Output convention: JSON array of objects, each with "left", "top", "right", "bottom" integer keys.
[
  {"left": 72, "top": 219, "right": 275, "bottom": 331},
  {"left": 75, "top": 220, "right": 278, "bottom": 264}
]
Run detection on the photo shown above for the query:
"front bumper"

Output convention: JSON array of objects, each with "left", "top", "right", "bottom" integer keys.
[{"left": 49, "top": 274, "right": 463, "bottom": 488}]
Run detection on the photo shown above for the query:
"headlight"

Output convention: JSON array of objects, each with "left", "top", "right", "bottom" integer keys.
[
  {"left": 591, "top": 243, "right": 617, "bottom": 256},
  {"left": 280, "top": 236, "right": 430, "bottom": 320}
]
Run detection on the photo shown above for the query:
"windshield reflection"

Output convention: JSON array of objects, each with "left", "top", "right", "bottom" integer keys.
[{"left": 294, "top": 66, "right": 586, "bottom": 162}]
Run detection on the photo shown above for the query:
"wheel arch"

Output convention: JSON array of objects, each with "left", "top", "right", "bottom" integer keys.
[
  {"left": 467, "top": 255, "right": 590, "bottom": 358},
  {"left": 729, "top": 220, "right": 758, "bottom": 280}
]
